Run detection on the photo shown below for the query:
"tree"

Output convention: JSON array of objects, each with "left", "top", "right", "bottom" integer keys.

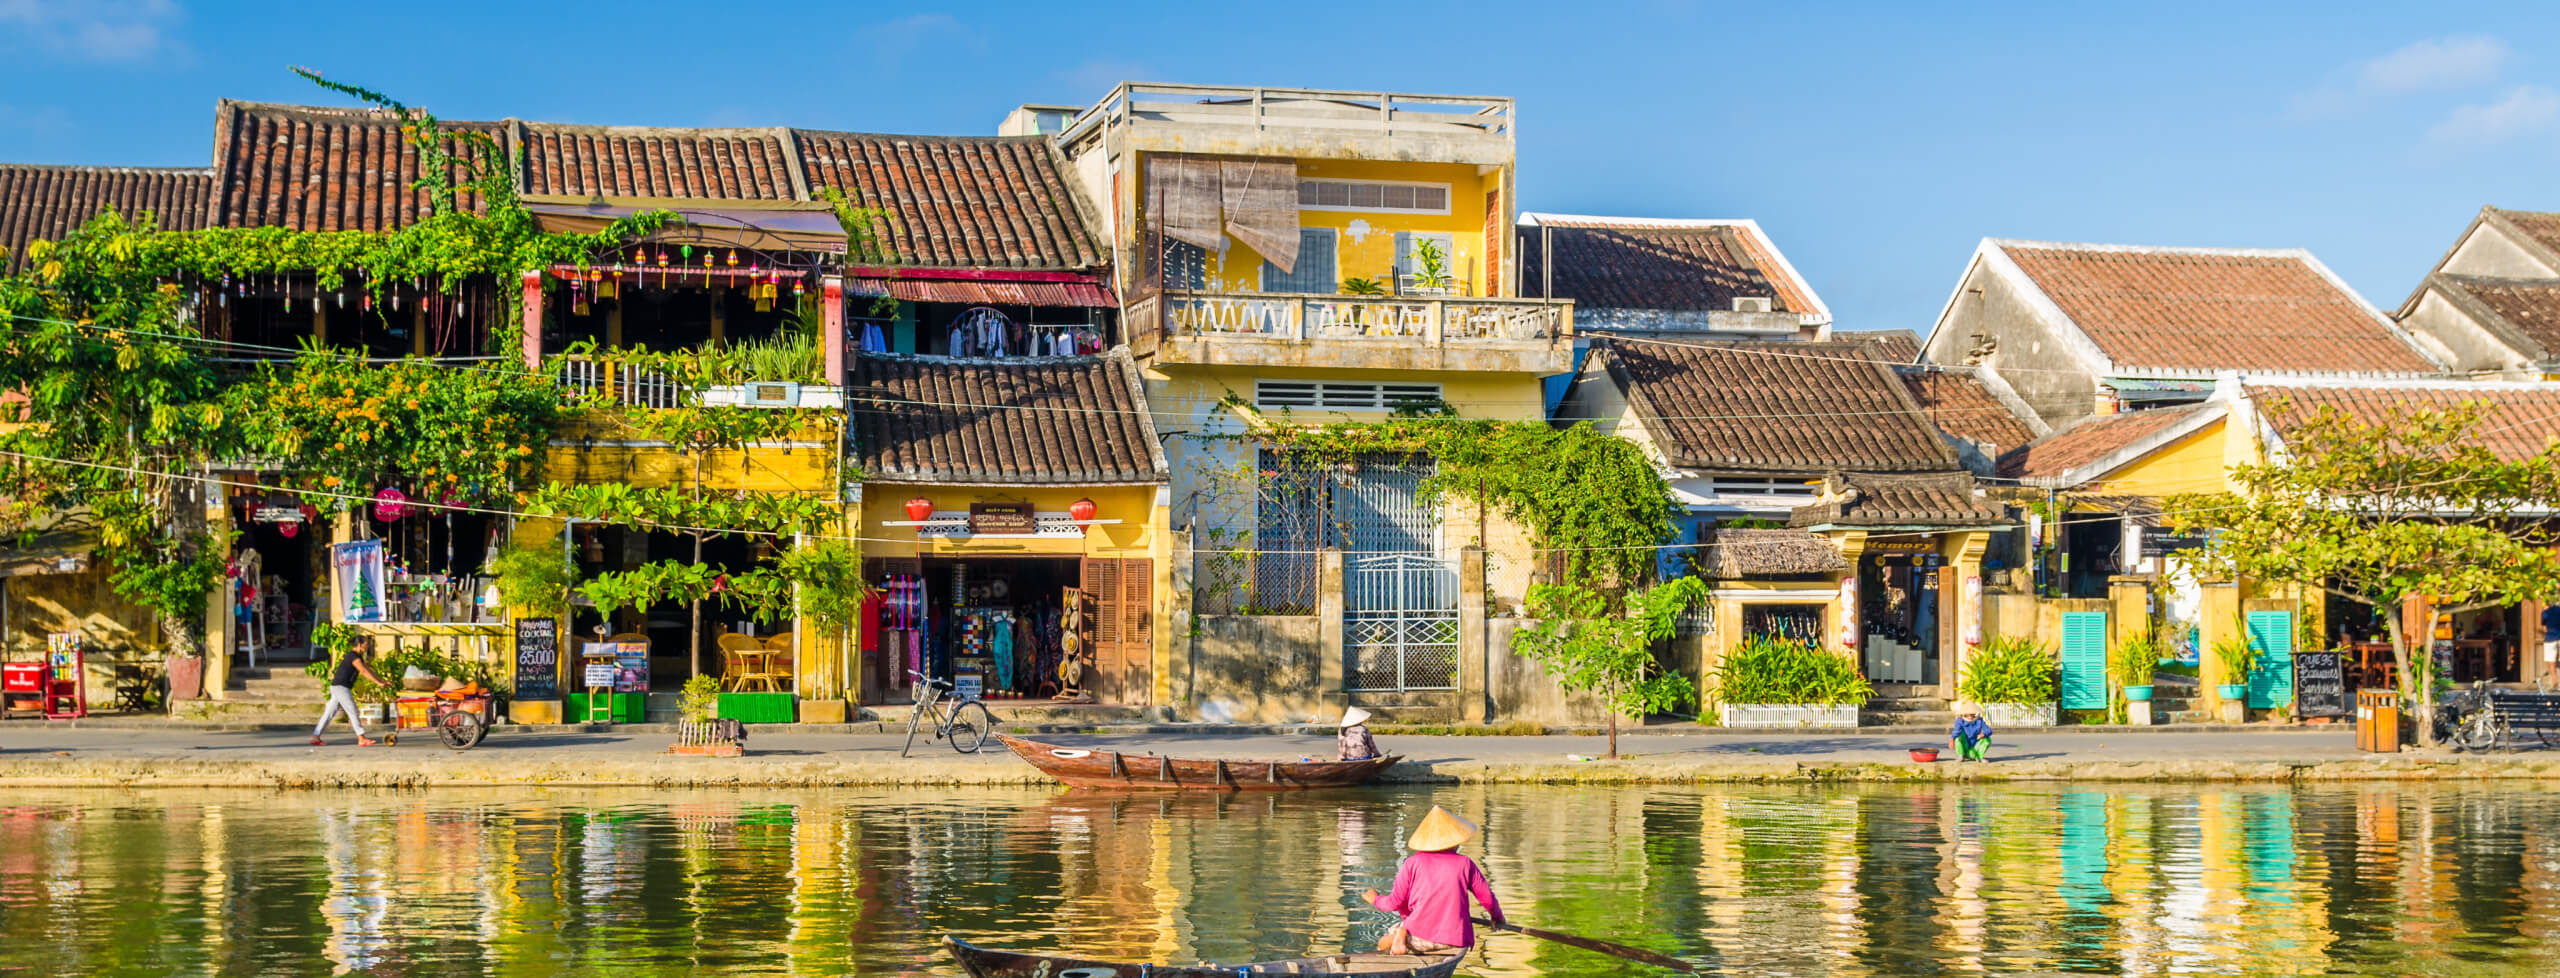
[
  {"left": 1513, "top": 576, "right": 1711, "bottom": 758},
  {"left": 2169, "top": 403, "right": 2560, "bottom": 745}
]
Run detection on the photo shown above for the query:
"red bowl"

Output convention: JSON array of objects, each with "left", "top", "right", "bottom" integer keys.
[{"left": 1909, "top": 748, "right": 1940, "bottom": 763}]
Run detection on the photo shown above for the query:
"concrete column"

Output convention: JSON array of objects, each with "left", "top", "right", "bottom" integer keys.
[
  {"left": 1942, "top": 530, "right": 1989, "bottom": 701},
  {"left": 201, "top": 479, "right": 232, "bottom": 699},
  {"left": 1318, "top": 548, "right": 1345, "bottom": 708},
  {"left": 1166, "top": 527, "right": 1194, "bottom": 710},
  {"left": 519, "top": 270, "right": 544, "bottom": 370},
  {"left": 1831, "top": 530, "right": 1866, "bottom": 664},
  {"left": 2109, "top": 576, "right": 2151, "bottom": 715},
  {"left": 2198, "top": 582, "right": 2241, "bottom": 715},
  {"left": 821, "top": 276, "right": 846, "bottom": 383},
  {"left": 1459, "top": 546, "right": 1488, "bottom": 724}
]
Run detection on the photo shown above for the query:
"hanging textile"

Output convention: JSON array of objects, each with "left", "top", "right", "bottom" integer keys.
[
  {"left": 1221, "top": 158, "right": 1301, "bottom": 274},
  {"left": 1149, "top": 156, "right": 1225, "bottom": 251}
]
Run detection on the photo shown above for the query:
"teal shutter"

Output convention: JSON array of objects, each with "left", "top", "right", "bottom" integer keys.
[
  {"left": 2059, "top": 612, "right": 2108, "bottom": 710},
  {"left": 2247, "top": 611, "right": 2295, "bottom": 709}
]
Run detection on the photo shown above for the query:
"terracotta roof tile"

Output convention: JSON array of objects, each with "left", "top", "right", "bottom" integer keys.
[
  {"left": 797, "top": 131, "right": 1102, "bottom": 270},
  {"left": 2493, "top": 208, "right": 2560, "bottom": 261},
  {"left": 1597, "top": 338, "right": 1958, "bottom": 473},
  {"left": 1520, "top": 217, "right": 1817, "bottom": 316},
  {"left": 849, "top": 349, "right": 1165, "bottom": 485},
  {"left": 1897, "top": 367, "right": 2035, "bottom": 454},
  {"left": 1787, "top": 473, "right": 2004, "bottom": 528},
  {"left": 213, "top": 101, "right": 504, "bottom": 231},
  {"left": 1844, "top": 329, "right": 1920, "bottom": 363},
  {"left": 520, "top": 126, "right": 796, "bottom": 200},
  {"left": 0, "top": 164, "right": 210, "bottom": 271},
  {"left": 2440, "top": 276, "right": 2560, "bottom": 357},
  {"left": 2248, "top": 383, "right": 2560, "bottom": 463},
  {"left": 1997, "top": 404, "right": 2215, "bottom": 481},
  {"left": 2000, "top": 243, "right": 2436, "bottom": 374}
]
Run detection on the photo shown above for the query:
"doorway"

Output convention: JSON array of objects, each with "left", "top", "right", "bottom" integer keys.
[
  {"left": 864, "top": 555, "right": 1152, "bottom": 706},
  {"left": 1859, "top": 549, "right": 1942, "bottom": 688}
]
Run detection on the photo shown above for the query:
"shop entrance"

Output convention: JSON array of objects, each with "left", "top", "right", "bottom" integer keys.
[
  {"left": 1860, "top": 546, "right": 1943, "bottom": 687},
  {"left": 568, "top": 526, "right": 761, "bottom": 690},
  {"left": 866, "top": 555, "right": 1152, "bottom": 706},
  {"left": 234, "top": 517, "right": 319, "bottom": 663}
]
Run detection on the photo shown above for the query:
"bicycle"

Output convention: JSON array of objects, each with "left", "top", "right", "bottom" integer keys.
[
  {"left": 2435, "top": 680, "right": 2508, "bottom": 752},
  {"left": 902, "top": 669, "right": 997, "bottom": 757}
]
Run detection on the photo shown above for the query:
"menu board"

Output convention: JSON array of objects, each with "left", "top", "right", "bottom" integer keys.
[
  {"left": 2292, "top": 651, "right": 2350, "bottom": 718},
  {"left": 613, "top": 642, "right": 650, "bottom": 693},
  {"left": 513, "top": 618, "right": 559, "bottom": 701}
]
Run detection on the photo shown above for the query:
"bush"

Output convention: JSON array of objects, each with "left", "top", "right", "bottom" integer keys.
[
  {"left": 2114, "top": 629, "right": 2162, "bottom": 687},
  {"left": 1711, "top": 634, "right": 1873, "bottom": 706},
  {"left": 1957, "top": 636, "right": 2057, "bottom": 704}
]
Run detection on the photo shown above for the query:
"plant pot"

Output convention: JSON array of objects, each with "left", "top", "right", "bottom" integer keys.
[
  {"left": 2123, "top": 685, "right": 2155, "bottom": 702},
  {"left": 1982, "top": 702, "right": 2059, "bottom": 727},
  {"left": 165, "top": 655, "right": 204, "bottom": 701},
  {"left": 2216, "top": 683, "right": 2248, "bottom": 700},
  {"left": 1719, "top": 703, "right": 1859, "bottom": 727},
  {"left": 1908, "top": 748, "right": 1940, "bottom": 763}
]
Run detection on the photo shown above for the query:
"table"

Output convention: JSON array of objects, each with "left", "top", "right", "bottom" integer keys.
[
  {"left": 730, "top": 650, "right": 778, "bottom": 692},
  {"left": 2347, "top": 642, "right": 2396, "bottom": 690}
]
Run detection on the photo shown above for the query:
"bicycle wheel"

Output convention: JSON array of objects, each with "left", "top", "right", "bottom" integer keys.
[
  {"left": 948, "top": 700, "right": 996, "bottom": 754},
  {"left": 438, "top": 711, "right": 482, "bottom": 751}
]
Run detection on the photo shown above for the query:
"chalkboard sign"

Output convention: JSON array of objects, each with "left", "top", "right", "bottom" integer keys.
[
  {"left": 2292, "top": 651, "right": 2350, "bottom": 719},
  {"left": 513, "top": 618, "right": 559, "bottom": 701}
]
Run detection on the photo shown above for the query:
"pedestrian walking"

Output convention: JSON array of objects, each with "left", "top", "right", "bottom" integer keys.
[
  {"left": 1362, "top": 806, "right": 1505, "bottom": 957},
  {"left": 1949, "top": 703, "right": 1993, "bottom": 762},
  {"left": 1338, "top": 707, "right": 1381, "bottom": 761},
  {"left": 311, "top": 635, "right": 387, "bottom": 746}
]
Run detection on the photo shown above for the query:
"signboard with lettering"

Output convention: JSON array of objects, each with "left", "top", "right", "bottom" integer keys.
[
  {"left": 1864, "top": 539, "right": 1939, "bottom": 555},
  {"left": 252, "top": 506, "right": 306, "bottom": 524},
  {"left": 968, "top": 502, "right": 1036, "bottom": 536},
  {"left": 2292, "top": 651, "right": 2350, "bottom": 719},
  {"left": 513, "top": 617, "right": 559, "bottom": 701},
  {"left": 920, "top": 509, "right": 1084, "bottom": 539},
  {"left": 613, "top": 642, "right": 649, "bottom": 693},
  {"left": 2142, "top": 527, "right": 2214, "bottom": 554}
]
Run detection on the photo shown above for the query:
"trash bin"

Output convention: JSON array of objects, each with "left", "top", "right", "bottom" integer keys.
[{"left": 2357, "top": 688, "right": 2400, "bottom": 753}]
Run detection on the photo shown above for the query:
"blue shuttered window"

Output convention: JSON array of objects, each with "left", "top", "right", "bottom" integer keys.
[
  {"left": 1261, "top": 229, "right": 1338, "bottom": 294},
  {"left": 2059, "top": 612, "right": 2108, "bottom": 710},
  {"left": 2247, "top": 611, "right": 2295, "bottom": 709}
]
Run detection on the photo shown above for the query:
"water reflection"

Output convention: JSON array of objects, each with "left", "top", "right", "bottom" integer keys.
[{"left": 2, "top": 784, "right": 2559, "bottom": 975}]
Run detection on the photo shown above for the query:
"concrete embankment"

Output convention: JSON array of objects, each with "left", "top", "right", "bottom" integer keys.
[{"left": 1, "top": 727, "right": 2551, "bottom": 788}]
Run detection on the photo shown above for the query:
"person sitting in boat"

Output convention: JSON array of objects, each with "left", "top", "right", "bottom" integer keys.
[
  {"left": 1362, "top": 806, "right": 1505, "bottom": 957},
  {"left": 1338, "top": 707, "right": 1380, "bottom": 761}
]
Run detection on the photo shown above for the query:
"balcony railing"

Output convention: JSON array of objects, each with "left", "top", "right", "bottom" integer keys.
[
  {"left": 1139, "top": 290, "right": 1570, "bottom": 344},
  {"left": 1058, "top": 83, "right": 1514, "bottom": 148},
  {"left": 552, "top": 355, "right": 686, "bottom": 409}
]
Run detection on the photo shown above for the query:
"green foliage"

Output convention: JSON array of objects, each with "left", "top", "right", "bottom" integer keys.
[
  {"left": 229, "top": 345, "right": 561, "bottom": 506},
  {"left": 718, "top": 328, "right": 822, "bottom": 385},
  {"left": 2112, "top": 629, "right": 2160, "bottom": 687},
  {"left": 680, "top": 673, "right": 721, "bottom": 724},
  {"left": 521, "top": 483, "right": 837, "bottom": 537},
  {"left": 1516, "top": 578, "right": 1708, "bottom": 756},
  {"left": 578, "top": 560, "right": 725, "bottom": 619},
  {"left": 1341, "top": 277, "right": 1388, "bottom": 297},
  {"left": 775, "top": 539, "right": 868, "bottom": 632},
  {"left": 489, "top": 541, "right": 576, "bottom": 618},
  {"left": 104, "top": 537, "right": 227, "bottom": 630},
  {"left": 2211, "top": 617, "right": 2260, "bottom": 682},
  {"left": 1957, "top": 636, "right": 2057, "bottom": 704},
  {"left": 1409, "top": 238, "right": 1453, "bottom": 290},
  {"left": 1711, "top": 633, "right": 1874, "bottom": 707},
  {"left": 302, "top": 640, "right": 507, "bottom": 702}
]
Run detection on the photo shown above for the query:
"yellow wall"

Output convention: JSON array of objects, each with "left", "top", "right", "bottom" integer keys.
[
  {"left": 7, "top": 563, "right": 161, "bottom": 656},
  {"left": 534, "top": 416, "right": 839, "bottom": 495},
  {"left": 2079, "top": 418, "right": 2236, "bottom": 498},
  {"left": 859, "top": 483, "right": 1163, "bottom": 560},
  {"left": 1143, "top": 155, "right": 1504, "bottom": 297}
]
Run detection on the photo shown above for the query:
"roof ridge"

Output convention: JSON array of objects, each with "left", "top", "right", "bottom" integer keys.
[
  {"left": 0, "top": 163, "right": 214, "bottom": 174},
  {"left": 1988, "top": 238, "right": 2319, "bottom": 260}
]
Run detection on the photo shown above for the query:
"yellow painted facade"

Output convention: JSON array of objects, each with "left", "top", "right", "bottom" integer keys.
[
  {"left": 1172, "top": 157, "right": 1504, "bottom": 298},
  {"left": 2069, "top": 417, "right": 2242, "bottom": 499},
  {"left": 856, "top": 483, "right": 1164, "bottom": 560}
]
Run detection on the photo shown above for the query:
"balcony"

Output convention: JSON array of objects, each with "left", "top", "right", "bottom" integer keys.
[
  {"left": 1126, "top": 289, "right": 1573, "bottom": 373},
  {"left": 550, "top": 355, "right": 843, "bottom": 410},
  {"left": 1057, "top": 83, "right": 1516, "bottom": 167}
]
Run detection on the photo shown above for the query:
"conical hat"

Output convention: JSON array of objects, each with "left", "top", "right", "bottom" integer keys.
[
  {"left": 1339, "top": 707, "right": 1371, "bottom": 728},
  {"left": 1407, "top": 806, "right": 1478, "bottom": 852},
  {"left": 438, "top": 675, "right": 466, "bottom": 692}
]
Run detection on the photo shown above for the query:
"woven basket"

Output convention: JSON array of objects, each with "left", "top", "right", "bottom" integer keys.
[{"left": 402, "top": 676, "right": 442, "bottom": 692}]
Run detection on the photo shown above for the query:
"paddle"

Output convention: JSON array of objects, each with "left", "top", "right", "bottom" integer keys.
[{"left": 1473, "top": 916, "right": 1697, "bottom": 973}]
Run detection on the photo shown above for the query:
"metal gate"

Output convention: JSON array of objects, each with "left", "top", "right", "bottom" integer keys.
[{"left": 1346, "top": 552, "right": 1459, "bottom": 691}]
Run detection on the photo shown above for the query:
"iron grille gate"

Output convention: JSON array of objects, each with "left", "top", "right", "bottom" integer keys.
[{"left": 1346, "top": 552, "right": 1459, "bottom": 691}]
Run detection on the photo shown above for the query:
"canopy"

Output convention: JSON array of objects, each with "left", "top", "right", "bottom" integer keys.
[{"left": 523, "top": 195, "right": 849, "bottom": 254}]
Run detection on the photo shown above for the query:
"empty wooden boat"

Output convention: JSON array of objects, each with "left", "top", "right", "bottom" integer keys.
[
  {"left": 944, "top": 936, "right": 1462, "bottom": 977},
  {"left": 995, "top": 734, "right": 1400, "bottom": 790}
]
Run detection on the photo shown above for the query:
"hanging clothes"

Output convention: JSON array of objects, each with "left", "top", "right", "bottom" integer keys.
[
  {"left": 860, "top": 321, "right": 888, "bottom": 353},
  {"left": 990, "top": 610, "right": 1016, "bottom": 691}
]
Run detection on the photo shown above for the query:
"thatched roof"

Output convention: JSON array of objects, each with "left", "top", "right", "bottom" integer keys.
[{"left": 1698, "top": 528, "right": 1846, "bottom": 579}]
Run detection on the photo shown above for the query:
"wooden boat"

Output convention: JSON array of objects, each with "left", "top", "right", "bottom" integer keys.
[
  {"left": 944, "top": 936, "right": 1462, "bottom": 977},
  {"left": 996, "top": 734, "right": 1400, "bottom": 790}
]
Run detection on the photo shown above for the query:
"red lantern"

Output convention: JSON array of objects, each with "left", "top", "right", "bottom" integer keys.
[
  {"left": 278, "top": 521, "right": 301, "bottom": 539},
  {"left": 372, "top": 487, "right": 411, "bottom": 522},
  {"left": 1068, "top": 497, "right": 1098, "bottom": 523},
  {"left": 903, "top": 497, "right": 934, "bottom": 522}
]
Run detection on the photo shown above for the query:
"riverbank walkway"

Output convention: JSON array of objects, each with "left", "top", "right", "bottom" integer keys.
[{"left": 3, "top": 724, "right": 2554, "bottom": 787}]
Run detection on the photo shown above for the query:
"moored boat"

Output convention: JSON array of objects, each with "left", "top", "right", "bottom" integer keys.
[
  {"left": 944, "top": 936, "right": 1462, "bottom": 977},
  {"left": 995, "top": 734, "right": 1400, "bottom": 790}
]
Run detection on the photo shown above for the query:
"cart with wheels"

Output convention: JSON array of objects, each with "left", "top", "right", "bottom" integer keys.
[{"left": 391, "top": 690, "right": 494, "bottom": 749}]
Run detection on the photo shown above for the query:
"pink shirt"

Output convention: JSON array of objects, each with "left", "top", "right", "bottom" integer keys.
[{"left": 1372, "top": 851, "right": 1504, "bottom": 948}]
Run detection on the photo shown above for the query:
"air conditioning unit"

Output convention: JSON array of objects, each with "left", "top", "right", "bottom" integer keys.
[
  {"left": 1731, "top": 296, "right": 1774, "bottom": 313},
  {"left": 742, "top": 381, "right": 802, "bottom": 408}
]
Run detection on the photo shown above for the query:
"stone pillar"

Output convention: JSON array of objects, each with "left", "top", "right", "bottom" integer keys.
[
  {"left": 2198, "top": 581, "right": 2242, "bottom": 717},
  {"left": 2110, "top": 576, "right": 2151, "bottom": 718},
  {"left": 1831, "top": 530, "right": 1866, "bottom": 666},
  {"left": 1942, "top": 530, "right": 1989, "bottom": 701},
  {"left": 1318, "top": 548, "right": 1346, "bottom": 710},
  {"left": 1166, "top": 527, "right": 1194, "bottom": 710},
  {"left": 1459, "top": 546, "right": 1488, "bottom": 724},
  {"left": 822, "top": 276, "right": 847, "bottom": 383},
  {"left": 201, "top": 479, "right": 232, "bottom": 699},
  {"left": 519, "top": 270, "right": 544, "bottom": 370}
]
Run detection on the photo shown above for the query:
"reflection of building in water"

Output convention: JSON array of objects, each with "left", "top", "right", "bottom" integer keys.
[
  {"left": 1934, "top": 792, "right": 1987, "bottom": 971},
  {"left": 320, "top": 804, "right": 395, "bottom": 974}
]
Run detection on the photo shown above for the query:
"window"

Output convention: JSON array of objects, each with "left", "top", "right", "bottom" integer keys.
[
  {"left": 1255, "top": 380, "right": 1444, "bottom": 412},
  {"left": 1161, "top": 238, "right": 1207, "bottom": 290},
  {"left": 1298, "top": 179, "right": 1451, "bottom": 215},
  {"left": 1394, "top": 231, "right": 1457, "bottom": 292},
  {"left": 1261, "top": 228, "right": 1338, "bottom": 294}
]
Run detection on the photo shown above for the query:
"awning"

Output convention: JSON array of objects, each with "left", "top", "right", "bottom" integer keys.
[
  {"left": 0, "top": 527, "right": 96, "bottom": 578},
  {"left": 849, "top": 276, "right": 1115, "bottom": 307},
  {"left": 523, "top": 195, "right": 848, "bottom": 254}
]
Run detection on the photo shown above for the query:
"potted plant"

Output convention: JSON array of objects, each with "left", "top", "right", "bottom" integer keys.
[
  {"left": 2114, "top": 630, "right": 2161, "bottom": 721},
  {"left": 2211, "top": 619, "right": 2258, "bottom": 722},
  {"left": 1956, "top": 636, "right": 2060, "bottom": 727},
  {"left": 1710, "top": 633, "right": 1873, "bottom": 727},
  {"left": 670, "top": 674, "right": 741, "bottom": 757},
  {"left": 1341, "top": 277, "right": 1388, "bottom": 297},
  {"left": 1407, "top": 240, "right": 1455, "bottom": 295}
]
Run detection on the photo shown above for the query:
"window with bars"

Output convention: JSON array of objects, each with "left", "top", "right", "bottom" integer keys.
[
  {"left": 1299, "top": 180, "right": 1451, "bottom": 214},
  {"left": 1254, "top": 380, "right": 1444, "bottom": 412},
  {"left": 1261, "top": 228, "right": 1338, "bottom": 294}
]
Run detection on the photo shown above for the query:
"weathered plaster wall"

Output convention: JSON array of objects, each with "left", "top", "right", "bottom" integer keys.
[
  {"left": 1188, "top": 613, "right": 1324, "bottom": 724},
  {"left": 1926, "top": 261, "right": 2100, "bottom": 430}
]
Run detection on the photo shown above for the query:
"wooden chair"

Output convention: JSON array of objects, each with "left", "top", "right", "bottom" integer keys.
[
  {"left": 717, "top": 633, "right": 766, "bottom": 692},
  {"left": 756, "top": 632, "right": 795, "bottom": 693}
]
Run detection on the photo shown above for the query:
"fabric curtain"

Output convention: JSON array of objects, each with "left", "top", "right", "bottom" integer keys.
[
  {"left": 1221, "top": 159, "right": 1301, "bottom": 275},
  {"left": 1147, "top": 156, "right": 1224, "bottom": 252}
]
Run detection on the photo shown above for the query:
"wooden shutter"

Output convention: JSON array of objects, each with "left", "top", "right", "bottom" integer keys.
[
  {"left": 1118, "top": 559, "right": 1152, "bottom": 706},
  {"left": 1081, "top": 558, "right": 1121, "bottom": 702},
  {"left": 2247, "top": 611, "right": 2295, "bottom": 709},
  {"left": 1483, "top": 190, "right": 1502, "bottom": 296},
  {"left": 2059, "top": 612, "right": 2108, "bottom": 710}
]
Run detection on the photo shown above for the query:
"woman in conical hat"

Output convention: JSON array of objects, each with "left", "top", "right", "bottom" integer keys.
[
  {"left": 1361, "top": 806, "right": 1506, "bottom": 957},
  {"left": 1337, "top": 707, "right": 1380, "bottom": 762}
]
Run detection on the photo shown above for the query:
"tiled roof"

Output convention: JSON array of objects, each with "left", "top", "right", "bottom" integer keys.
[
  {"left": 2491, "top": 208, "right": 2560, "bottom": 261},
  {"left": 848, "top": 348, "right": 1166, "bottom": 485},
  {"left": 0, "top": 164, "right": 210, "bottom": 271},
  {"left": 206, "top": 102, "right": 1108, "bottom": 269},
  {"left": 1843, "top": 329, "right": 1920, "bottom": 363},
  {"left": 1698, "top": 528, "right": 1845, "bottom": 578},
  {"left": 798, "top": 131, "right": 1104, "bottom": 269},
  {"left": 2247, "top": 383, "right": 2560, "bottom": 463},
  {"left": 1997, "top": 242, "right": 2436, "bottom": 374},
  {"left": 1998, "top": 404, "right": 2217, "bottom": 481},
  {"left": 2438, "top": 275, "right": 2560, "bottom": 357},
  {"left": 1897, "top": 367, "right": 2036, "bottom": 454},
  {"left": 1788, "top": 473, "right": 2004, "bottom": 528},
  {"left": 1597, "top": 338, "right": 1958, "bottom": 473},
  {"left": 1519, "top": 215, "right": 1819, "bottom": 316}
]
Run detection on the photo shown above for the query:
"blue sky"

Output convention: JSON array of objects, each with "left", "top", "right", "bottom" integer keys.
[{"left": 3, "top": 1, "right": 2555, "bottom": 334}]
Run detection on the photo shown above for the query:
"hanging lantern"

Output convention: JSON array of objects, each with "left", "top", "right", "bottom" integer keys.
[
  {"left": 278, "top": 521, "right": 301, "bottom": 539},
  {"left": 725, "top": 250, "right": 739, "bottom": 268},
  {"left": 903, "top": 497, "right": 934, "bottom": 522},
  {"left": 372, "top": 487, "right": 412, "bottom": 522},
  {"left": 299, "top": 503, "right": 320, "bottom": 525},
  {"left": 1068, "top": 497, "right": 1098, "bottom": 523}
]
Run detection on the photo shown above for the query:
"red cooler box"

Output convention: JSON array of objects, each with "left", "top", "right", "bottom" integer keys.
[{"left": 3, "top": 662, "right": 43, "bottom": 717}]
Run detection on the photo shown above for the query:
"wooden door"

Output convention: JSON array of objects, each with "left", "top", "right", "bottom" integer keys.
[{"left": 1079, "top": 558, "right": 1153, "bottom": 706}]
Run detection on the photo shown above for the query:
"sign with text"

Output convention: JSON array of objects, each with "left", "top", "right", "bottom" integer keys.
[
  {"left": 612, "top": 642, "right": 649, "bottom": 693},
  {"left": 2292, "top": 651, "right": 2350, "bottom": 719},
  {"left": 513, "top": 617, "right": 559, "bottom": 701},
  {"left": 1864, "top": 539, "right": 1939, "bottom": 555},
  {"left": 918, "top": 510, "right": 1084, "bottom": 539},
  {"left": 968, "top": 502, "right": 1036, "bottom": 536},
  {"left": 2142, "top": 527, "right": 2214, "bottom": 554}
]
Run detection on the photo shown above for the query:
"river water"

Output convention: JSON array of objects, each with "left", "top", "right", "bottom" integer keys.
[{"left": 1, "top": 783, "right": 2555, "bottom": 976}]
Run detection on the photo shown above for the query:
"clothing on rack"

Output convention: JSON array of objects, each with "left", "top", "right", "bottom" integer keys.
[
  {"left": 859, "top": 322, "right": 889, "bottom": 353},
  {"left": 945, "top": 307, "right": 1013, "bottom": 357}
]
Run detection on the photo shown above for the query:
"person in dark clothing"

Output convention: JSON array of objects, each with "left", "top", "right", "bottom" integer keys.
[
  {"left": 2542, "top": 605, "right": 2560, "bottom": 683},
  {"left": 1949, "top": 704, "right": 1993, "bottom": 762},
  {"left": 311, "top": 635, "right": 388, "bottom": 746}
]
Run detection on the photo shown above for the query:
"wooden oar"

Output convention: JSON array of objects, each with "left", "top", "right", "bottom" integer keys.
[{"left": 1473, "top": 916, "right": 1697, "bottom": 973}]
